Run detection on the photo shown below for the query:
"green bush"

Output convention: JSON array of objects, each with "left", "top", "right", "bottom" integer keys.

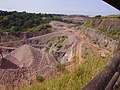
[
  {"left": 57, "top": 44, "right": 62, "bottom": 49},
  {"left": 56, "top": 64, "right": 66, "bottom": 72},
  {"left": 73, "top": 55, "right": 79, "bottom": 63},
  {"left": 0, "top": 10, "right": 61, "bottom": 33},
  {"left": 95, "top": 15, "right": 101, "bottom": 18},
  {"left": 36, "top": 75, "right": 44, "bottom": 83}
]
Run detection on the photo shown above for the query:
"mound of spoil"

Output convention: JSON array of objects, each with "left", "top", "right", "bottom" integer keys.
[{"left": 0, "top": 44, "right": 58, "bottom": 89}]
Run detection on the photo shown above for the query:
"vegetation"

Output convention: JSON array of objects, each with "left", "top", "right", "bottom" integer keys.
[
  {"left": 105, "top": 14, "right": 120, "bottom": 18},
  {"left": 95, "top": 15, "right": 101, "bottom": 18},
  {"left": 84, "top": 17, "right": 120, "bottom": 39},
  {"left": 45, "top": 47, "right": 50, "bottom": 52},
  {"left": 0, "top": 10, "right": 61, "bottom": 34},
  {"left": 54, "top": 36, "right": 68, "bottom": 51},
  {"left": 36, "top": 75, "right": 44, "bottom": 83},
  {"left": 57, "top": 36, "right": 68, "bottom": 43},
  {"left": 56, "top": 64, "right": 66, "bottom": 72},
  {"left": 98, "top": 29, "right": 120, "bottom": 40},
  {"left": 73, "top": 55, "right": 79, "bottom": 63}
]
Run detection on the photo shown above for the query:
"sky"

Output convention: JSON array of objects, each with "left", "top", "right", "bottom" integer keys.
[{"left": 0, "top": 0, "right": 119, "bottom": 16}]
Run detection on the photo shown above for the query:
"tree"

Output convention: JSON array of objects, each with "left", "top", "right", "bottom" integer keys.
[{"left": 95, "top": 15, "right": 101, "bottom": 18}]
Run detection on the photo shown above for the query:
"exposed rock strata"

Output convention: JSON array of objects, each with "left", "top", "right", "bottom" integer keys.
[{"left": 80, "top": 26, "right": 119, "bottom": 52}]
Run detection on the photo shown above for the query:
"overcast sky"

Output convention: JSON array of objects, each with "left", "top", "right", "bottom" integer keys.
[{"left": 0, "top": 0, "right": 119, "bottom": 16}]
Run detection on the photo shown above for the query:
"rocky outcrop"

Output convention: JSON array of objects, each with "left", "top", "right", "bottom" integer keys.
[
  {"left": 60, "top": 43, "right": 77, "bottom": 64},
  {"left": 0, "top": 30, "right": 52, "bottom": 43},
  {"left": 80, "top": 26, "right": 119, "bottom": 52},
  {"left": 85, "top": 17, "right": 120, "bottom": 31},
  {"left": 0, "top": 32, "right": 17, "bottom": 43}
]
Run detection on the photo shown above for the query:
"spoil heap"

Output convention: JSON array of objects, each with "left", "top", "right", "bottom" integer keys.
[{"left": 0, "top": 44, "right": 58, "bottom": 89}]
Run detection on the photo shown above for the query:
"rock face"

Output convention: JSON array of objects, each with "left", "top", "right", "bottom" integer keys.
[
  {"left": 85, "top": 17, "right": 120, "bottom": 31},
  {"left": 80, "top": 26, "right": 119, "bottom": 52},
  {"left": 0, "top": 30, "right": 51, "bottom": 43},
  {"left": 0, "top": 44, "right": 58, "bottom": 89},
  {"left": 0, "top": 32, "right": 17, "bottom": 43}
]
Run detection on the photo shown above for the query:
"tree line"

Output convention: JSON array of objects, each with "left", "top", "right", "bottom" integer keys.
[{"left": 0, "top": 10, "right": 62, "bottom": 34}]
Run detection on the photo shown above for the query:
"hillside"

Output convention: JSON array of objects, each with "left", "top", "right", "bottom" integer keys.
[
  {"left": 0, "top": 10, "right": 61, "bottom": 33},
  {"left": 0, "top": 10, "right": 62, "bottom": 43},
  {"left": 84, "top": 16, "right": 120, "bottom": 39},
  {"left": 0, "top": 11, "right": 88, "bottom": 43},
  {"left": 0, "top": 13, "right": 120, "bottom": 90}
]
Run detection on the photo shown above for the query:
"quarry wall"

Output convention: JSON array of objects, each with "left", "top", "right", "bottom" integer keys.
[
  {"left": 85, "top": 17, "right": 120, "bottom": 31},
  {"left": 80, "top": 26, "right": 119, "bottom": 52}
]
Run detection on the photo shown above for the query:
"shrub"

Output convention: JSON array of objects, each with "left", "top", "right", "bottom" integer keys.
[
  {"left": 95, "top": 15, "right": 101, "bottom": 18},
  {"left": 45, "top": 47, "right": 50, "bottom": 52},
  {"left": 73, "top": 55, "right": 79, "bottom": 63},
  {"left": 36, "top": 75, "right": 44, "bottom": 83},
  {"left": 57, "top": 64, "right": 65, "bottom": 72},
  {"left": 57, "top": 36, "right": 68, "bottom": 43},
  {"left": 57, "top": 44, "right": 62, "bottom": 49}
]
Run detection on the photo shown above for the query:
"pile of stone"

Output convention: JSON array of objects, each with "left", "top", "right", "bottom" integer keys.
[{"left": 0, "top": 44, "right": 58, "bottom": 89}]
